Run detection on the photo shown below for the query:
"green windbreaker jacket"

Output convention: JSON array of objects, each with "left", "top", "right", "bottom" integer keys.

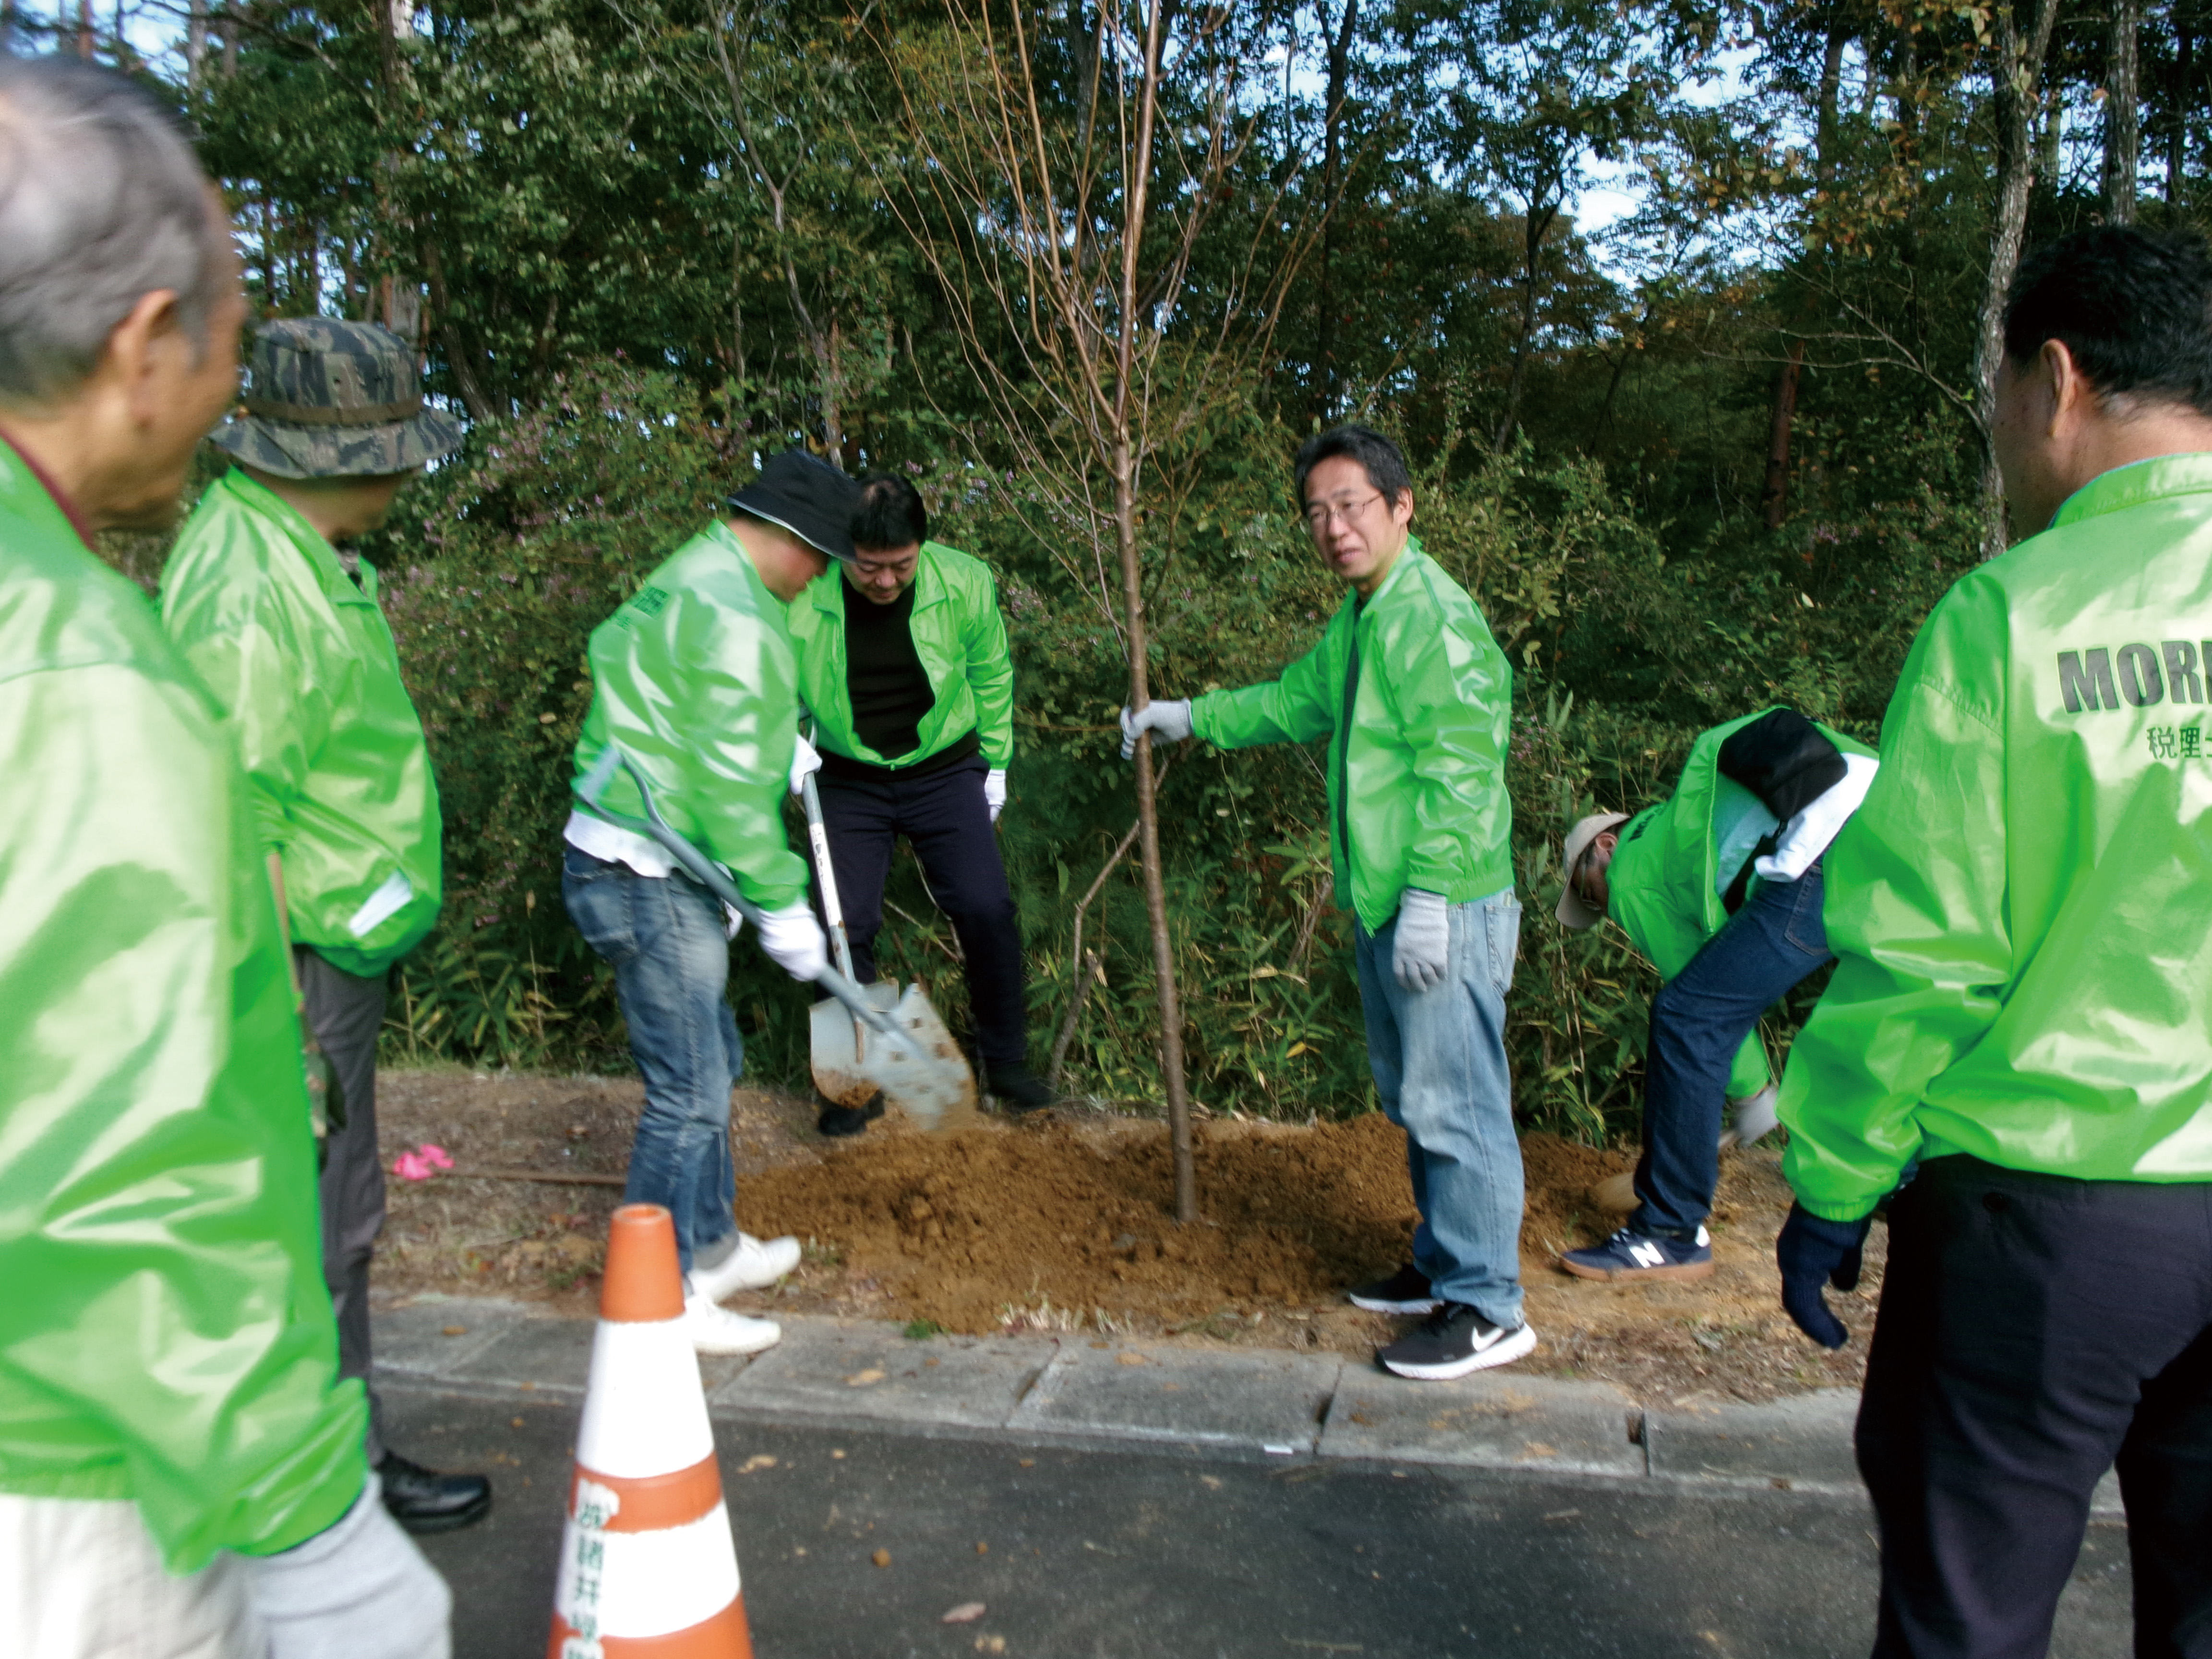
[
  {"left": 0, "top": 443, "right": 368, "bottom": 1570},
  {"left": 569, "top": 520, "right": 811, "bottom": 911},
  {"left": 160, "top": 469, "right": 443, "bottom": 978},
  {"left": 1190, "top": 538, "right": 1514, "bottom": 931},
  {"left": 1608, "top": 710, "right": 1876, "bottom": 1100},
  {"left": 787, "top": 540, "right": 1015, "bottom": 769},
  {"left": 1783, "top": 453, "right": 2212, "bottom": 1221}
]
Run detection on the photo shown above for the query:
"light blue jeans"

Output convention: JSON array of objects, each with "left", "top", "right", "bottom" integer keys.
[
  {"left": 562, "top": 846, "right": 741, "bottom": 1274},
  {"left": 1352, "top": 888, "right": 1526, "bottom": 1328}
]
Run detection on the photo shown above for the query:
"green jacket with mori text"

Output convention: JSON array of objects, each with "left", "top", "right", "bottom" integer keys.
[
  {"left": 0, "top": 442, "right": 368, "bottom": 1572},
  {"left": 1189, "top": 538, "right": 1513, "bottom": 930},
  {"left": 1782, "top": 452, "right": 2212, "bottom": 1220}
]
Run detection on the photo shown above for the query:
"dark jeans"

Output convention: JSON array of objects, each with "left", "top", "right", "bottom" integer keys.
[
  {"left": 297, "top": 947, "right": 390, "bottom": 1465},
  {"left": 813, "top": 757, "right": 1028, "bottom": 1074},
  {"left": 1859, "top": 1155, "right": 2212, "bottom": 1659},
  {"left": 1632, "top": 866, "right": 1830, "bottom": 1241},
  {"left": 562, "top": 847, "right": 742, "bottom": 1274}
]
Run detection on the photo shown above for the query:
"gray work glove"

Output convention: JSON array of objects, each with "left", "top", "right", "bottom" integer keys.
[
  {"left": 1727, "top": 1083, "right": 1781, "bottom": 1148},
  {"left": 243, "top": 1475, "right": 452, "bottom": 1659},
  {"left": 1118, "top": 699, "right": 1192, "bottom": 759},
  {"left": 1392, "top": 889, "right": 1450, "bottom": 993}
]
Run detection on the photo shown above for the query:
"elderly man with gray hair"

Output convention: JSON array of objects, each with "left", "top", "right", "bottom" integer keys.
[{"left": 0, "top": 56, "right": 449, "bottom": 1659}]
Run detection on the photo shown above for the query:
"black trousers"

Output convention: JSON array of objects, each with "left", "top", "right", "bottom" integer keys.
[
  {"left": 812, "top": 756, "right": 1029, "bottom": 1073},
  {"left": 1857, "top": 1154, "right": 2212, "bottom": 1659},
  {"left": 297, "top": 946, "right": 390, "bottom": 1464}
]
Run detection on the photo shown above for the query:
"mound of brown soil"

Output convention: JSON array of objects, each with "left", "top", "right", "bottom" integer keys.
[{"left": 735, "top": 1118, "right": 1633, "bottom": 1336}]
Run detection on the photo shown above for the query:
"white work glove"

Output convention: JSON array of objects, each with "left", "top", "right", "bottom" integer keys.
[
  {"left": 1728, "top": 1082, "right": 1781, "bottom": 1148},
  {"left": 985, "top": 768, "right": 1008, "bottom": 822},
  {"left": 721, "top": 902, "right": 745, "bottom": 941},
  {"left": 756, "top": 901, "right": 829, "bottom": 982},
  {"left": 1118, "top": 698, "right": 1193, "bottom": 759},
  {"left": 1392, "top": 889, "right": 1450, "bottom": 993},
  {"left": 789, "top": 733, "right": 823, "bottom": 796},
  {"left": 242, "top": 1475, "right": 453, "bottom": 1659}
]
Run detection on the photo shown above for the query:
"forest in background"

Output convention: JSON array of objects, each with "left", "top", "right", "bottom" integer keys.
[{"left": 20, "top": 0, "right": 2201, "bottom": 1139}]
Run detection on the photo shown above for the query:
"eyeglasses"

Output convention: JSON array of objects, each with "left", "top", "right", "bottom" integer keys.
[{"left": 1304, "top": 493, "right": 1382, "bottom": 532}]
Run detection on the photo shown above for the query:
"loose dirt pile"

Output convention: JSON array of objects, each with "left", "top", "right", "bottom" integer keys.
[
  {"left": 379, "top": 1067, "right": 1882, "bottom": 1404},
  {"left": 736, "top": 1118, "right": 1641, "bottom": 1337}
]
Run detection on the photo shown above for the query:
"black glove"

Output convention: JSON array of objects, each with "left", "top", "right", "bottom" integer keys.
[{"left": 1776, "top": 1203, "right": 1872, "bottom": 1349}]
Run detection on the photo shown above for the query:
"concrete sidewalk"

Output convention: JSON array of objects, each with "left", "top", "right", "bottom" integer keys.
[{"left": 373, "top": 1295, "right": 2123, "bottom": 1510}]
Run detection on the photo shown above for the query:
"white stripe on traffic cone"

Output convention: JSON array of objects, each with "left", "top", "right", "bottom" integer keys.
[{"left": 546, "top": 1204, "right": 753, "bottom": 1659}]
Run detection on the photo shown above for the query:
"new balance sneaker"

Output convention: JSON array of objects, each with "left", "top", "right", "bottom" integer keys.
[
  {"left": 1559, "top": 1225, "right": 1714, "bottom": 1283},
  {"left": 1348, "top": 1262, "right": 1441, "bottom": 1315},
  {"left": 688, "top": 1232, "right": 802, "bottom": 1303},
  {"left": 682, "top": 1293, "right": 782, "bottom": 1356},
  {"left": 1377, "top": 1303, "right": 1537, "bottom": 1380}
]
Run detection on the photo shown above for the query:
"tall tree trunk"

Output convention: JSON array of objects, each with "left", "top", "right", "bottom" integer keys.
[
  {"left": 187, "top": 0, "right": 206, "bottom": 80},
  {"left": 1313, "top": 0, "right": 1358, "bottom": 422},
  {"left": 1494, "top": 194, "right": 1557, "bottom": 448},
  {"left": 1067, "top": 0, "right": 1100, "bottom": 161},
  {"left": 2169, "top": 20, "right": 2192, "bottom": 202},
  {"left": 75, "top": 0, "right": 92, "bottom": 57},
  {"left": 1117, "top": 0, "right": 1195, "bottom": 1226},
  {"left": 1761, "top": 340, "right": 1807, "bottom": 529},
  {"left": 1763, "top": 21, "right": 1849, "bottom": 530},
  {"left": 1972, "top": 0, "right": 2063, "bottom": 560},
  {"left": 2105, "top": 0, "right": 2141, "bottom": 222}
]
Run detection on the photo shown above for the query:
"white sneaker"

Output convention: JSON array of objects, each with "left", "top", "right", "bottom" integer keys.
[
  {"left": 682, "top": 1294, "right": 781, "bottom": 1356},
  {"left": 688, "top": 1233, "right": 802, "bottom": 1303}
]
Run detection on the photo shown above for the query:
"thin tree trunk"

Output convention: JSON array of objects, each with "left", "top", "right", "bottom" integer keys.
[
  {"left": 1763, "top": 22, "right": 1847, "bottom": 530},
  {"left": 187, "top": 0, "right": 206, "bottom": 79},
  {"left": 1972, "top": 0, "right": 2063, "bottom": 559},
  {"left": 76, "top": 0, "right": 92, "bottom": 57},
  {"left": 1313, "top": 0, "right": 1358, "bottom": 422},
  {"left": 1117, "top": 0, "right": 1195, "bottom": 1226},
  {"left": 2168, "top": 22, "right": 2192, "bottom": 202},
  {"left": 2104, "top": 0, "right": 2140, "bottom": 222},
  {"left": 1761, "top": 340, "right": 1806, "bottom": 529},
  {"left": 1494, "top": 195, "right": 1557, "bottom": 448}
]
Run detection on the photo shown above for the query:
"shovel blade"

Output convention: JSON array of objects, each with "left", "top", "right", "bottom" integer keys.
[{"left": 809, "top": 982, "right": 978, "bottom": 1133}]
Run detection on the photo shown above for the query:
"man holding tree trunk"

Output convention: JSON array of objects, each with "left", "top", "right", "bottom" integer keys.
[{"left": 1120, "top": 424, "right": 1529, "bottom": 1380}]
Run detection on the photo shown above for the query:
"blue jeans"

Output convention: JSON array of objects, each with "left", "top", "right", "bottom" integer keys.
[
  {"left": 1353, "top": 889, "right": 1526, "bottom": 1328},
  {"left": 562, "top": 846, "right": 741, "bottom": 1274},
  {"left": 1633, "top": 866, "right": 1831, "bottom": 1241}
]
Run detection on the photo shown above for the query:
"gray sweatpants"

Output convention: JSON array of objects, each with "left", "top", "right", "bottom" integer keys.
[{"left": 297, "top": 947, "right": 389, "bottom": 1465}]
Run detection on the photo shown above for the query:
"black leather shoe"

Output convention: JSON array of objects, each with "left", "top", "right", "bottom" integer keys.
[
  {"left": 376, "top": 1450, "right": 492, "bottom": 1535},
  {"left": 985, "top": 1067, "right": 1055, "bottom": 1114},
  {"left": 817, "top": 1089, "right": 886, "bottom": 1138}
]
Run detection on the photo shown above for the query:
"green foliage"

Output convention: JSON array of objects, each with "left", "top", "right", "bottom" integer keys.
[{"left": 342, "top": 357, "right": 1980, "bottom": 1145}]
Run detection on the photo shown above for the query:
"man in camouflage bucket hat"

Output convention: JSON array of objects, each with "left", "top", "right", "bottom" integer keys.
[{"left": 160, "top": 317, "right": 492, "bottom": 1537}]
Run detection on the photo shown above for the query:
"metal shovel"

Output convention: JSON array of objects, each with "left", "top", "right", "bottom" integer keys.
[
  {"left": 574, "top": 747, "right": 977, "bottom": 1130},
  {"left": 797, "top": 768, "right": 979, "bottom": 1132}
]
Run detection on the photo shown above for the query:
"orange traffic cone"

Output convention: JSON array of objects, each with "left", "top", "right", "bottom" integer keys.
[{"left": 548, "top": 1204, "right": 754, "bottom": 1659}]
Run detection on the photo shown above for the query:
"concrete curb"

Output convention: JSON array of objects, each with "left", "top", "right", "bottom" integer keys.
[{"left": 371, "top": 1296, "right": 2120, "bottom": 1509}]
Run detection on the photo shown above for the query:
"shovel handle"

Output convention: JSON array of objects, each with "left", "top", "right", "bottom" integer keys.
[
  {"left": 799, "top": 769, "right": 859, "bottom": 985},
  {"left": 574, "top": 747, "right": 913, "bottom": 1052}
]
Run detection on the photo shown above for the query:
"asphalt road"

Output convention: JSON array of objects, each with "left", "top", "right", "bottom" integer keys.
[{"left": 387, "top": 1381, "right": 2134, "bottom": 1659}]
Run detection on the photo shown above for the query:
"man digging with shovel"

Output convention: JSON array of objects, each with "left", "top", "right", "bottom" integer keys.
[
  {"left": 1120, "top": 424, "right": 1531, "bottom": 1381},
  {"left": 562, "top": 450, "right": 845, "bottom": 1356}
]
